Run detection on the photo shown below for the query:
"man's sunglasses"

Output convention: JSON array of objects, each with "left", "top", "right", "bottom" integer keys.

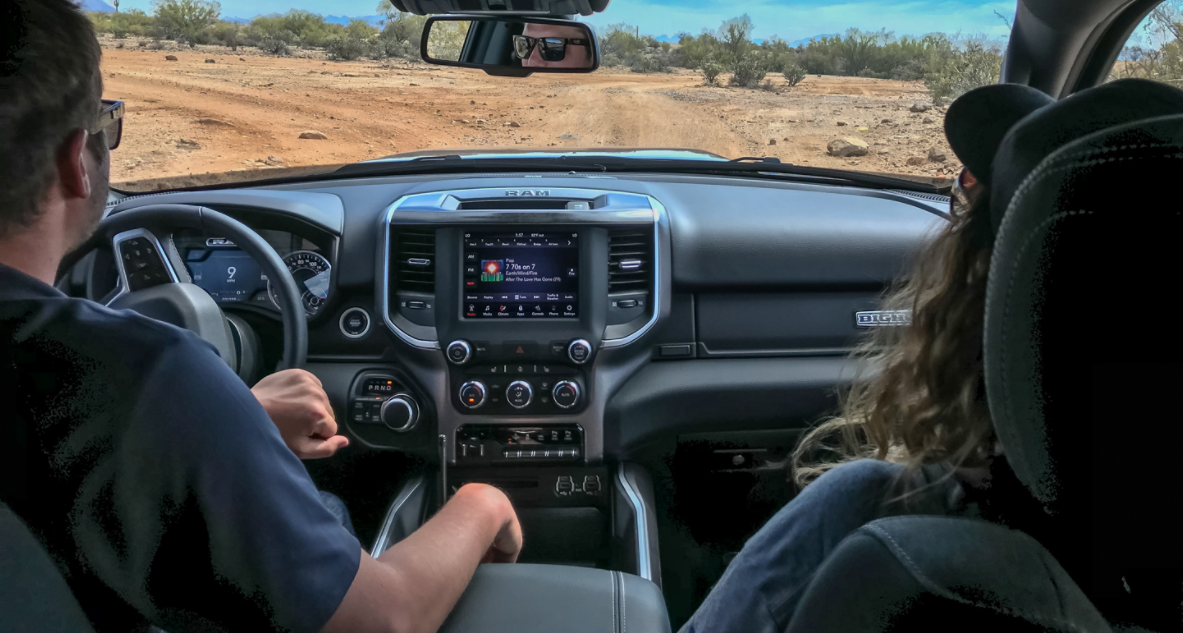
[
  {"left": 90, "top": 99, "right": 124, "bottom": 151},
  {"left": 512, "top": 35, "right": 589, "bottom": 62}
]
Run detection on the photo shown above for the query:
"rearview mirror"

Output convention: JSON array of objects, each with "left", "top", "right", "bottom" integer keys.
[{"left": 420, "top": 16, "right": 599, "bottom": 77}]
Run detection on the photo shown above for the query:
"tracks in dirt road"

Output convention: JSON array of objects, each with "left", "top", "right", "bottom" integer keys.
[{"left": 100, "top": 45, "right": 959, "bottom": 190}]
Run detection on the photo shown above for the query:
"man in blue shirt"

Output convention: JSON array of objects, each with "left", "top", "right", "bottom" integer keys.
[{"left": 0, "top": 2, "right": 523, "bottom": 631}]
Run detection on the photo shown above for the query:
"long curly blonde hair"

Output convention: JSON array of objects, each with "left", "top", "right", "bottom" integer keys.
[{"left": 790, "top": 186, "right": 997, "bottom": 493}]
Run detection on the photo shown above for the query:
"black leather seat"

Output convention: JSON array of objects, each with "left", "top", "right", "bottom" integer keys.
[{"left": 787, "top": 114, "right": 1183, "bottom": 632}]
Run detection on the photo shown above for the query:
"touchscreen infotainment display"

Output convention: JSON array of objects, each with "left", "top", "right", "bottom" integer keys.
[{"left": 463, "top": 231, "right": 578, "bottom": 319}]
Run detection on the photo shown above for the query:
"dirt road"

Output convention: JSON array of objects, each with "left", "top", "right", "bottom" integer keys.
[{"left": 99, "top": 38, "right": 961, "bottom": 191}]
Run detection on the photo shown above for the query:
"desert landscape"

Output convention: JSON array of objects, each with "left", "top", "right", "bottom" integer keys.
[{"left": 99, "top": 36, "right": 962, "bottom": 191}]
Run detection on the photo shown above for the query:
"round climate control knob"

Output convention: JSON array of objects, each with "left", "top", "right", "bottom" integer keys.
[
  {"left": 506, "top": 381, "right": 534, "bottom": 409},
  {"left": 567, "top": 339, "right": 593, "bottom": 365},
  {"left": 459, "top": 381, "right": 488, "bottom": 409},
  {"left": 552, "top": 381, "right": 581, "bottom": 409},
  {"left": 447, "top": 340, "right": 473, "bottom": 365},
  {"left": 380, "top": 395, "right": 419, "bottom": 432}
]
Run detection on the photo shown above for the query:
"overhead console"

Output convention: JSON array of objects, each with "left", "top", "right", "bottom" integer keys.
[{"left": 375, "top": 187, "right": 667, "bottom": 463}]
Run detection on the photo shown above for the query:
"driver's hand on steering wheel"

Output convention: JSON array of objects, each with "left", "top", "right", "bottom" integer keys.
[{"left": 251, "top": 369, "right": 349, "bottom": 460}]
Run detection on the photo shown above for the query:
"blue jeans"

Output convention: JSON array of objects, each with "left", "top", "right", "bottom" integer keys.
[
  {"left": 679, "top": 459, "right": 966, "bottom": 633},
  {"left": 319, "top": 490, "right": 356, "bottom": 538}
]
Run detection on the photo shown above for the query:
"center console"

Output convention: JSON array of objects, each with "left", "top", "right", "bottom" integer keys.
[
  {"left": 375, "top": 187, "right": 666, "bottom": 467},
  {"left": 362, "top": 187, "right": 668, "bottom": 588}
]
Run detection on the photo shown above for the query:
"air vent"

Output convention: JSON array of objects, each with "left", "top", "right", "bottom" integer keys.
[
  {"left": 393, "top": 228, "right": 436, "bottom": 292},
  {"left": 608, "top": 228, "right": 652, "bottom": 293}
]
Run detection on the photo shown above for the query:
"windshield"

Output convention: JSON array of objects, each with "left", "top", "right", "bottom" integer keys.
[{"left": 89, "top": 0, "right": 1016, "bottom": 192}]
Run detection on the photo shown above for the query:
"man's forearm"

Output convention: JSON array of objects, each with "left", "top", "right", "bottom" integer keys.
[{"left": 321, "top": 483, "right": 518, "bottom": 633}]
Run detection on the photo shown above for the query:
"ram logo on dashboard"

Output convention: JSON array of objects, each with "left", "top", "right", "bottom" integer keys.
[
  {"left": 855, "top": 310, "right": 912, "bottom": 327},
  {"left": 505, "top": 190, "right": 551, "bottom": 196}
]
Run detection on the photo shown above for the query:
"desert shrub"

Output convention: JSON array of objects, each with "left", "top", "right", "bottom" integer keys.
[
  {"left": 151, "top": 0, "right": 220, "bottom": 42},
  {"left": 89, "top": 8, "right": 154, "bottom": 39},
  {"left": 326, "top": 35, "right": 370, "bottom": 60},
  {"left": 425, "top": 19, "right": 469, "bottom": 61},
  {"left": 259, "top": 32, "right": 295, "bottom": 56},
  {"left": 890, "top": 57, "right": 927, "bottom": 80},
  {"left": 207, "top": 21, "right": 241, "bottom": 50},
  {"left": 378, "top": 12, "right": 425, "bottom": 60},
  {"left": 701, "top": 58, "right": 724, "bottom": 84},
  {"left": 729, "top": 53, "right": 767, "bottom": 88},
  {"left": 782, "top": 62, "right": 806, "bottom": 86},
  {"left": 759, "top": 78, "right": 777, "bottom": 91},
  {"left": 631, "top": 55, "right": 668, "bottom": 73},
  {"left": 924, "top": 40, "right": 1002, "bottom": 103}
]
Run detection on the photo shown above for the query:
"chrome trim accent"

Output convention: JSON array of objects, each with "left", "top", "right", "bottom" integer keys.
[
  {"left": 601, "top": 195, "right": 664, "bottom": 349},
  {"left": 506, "top": 380, "right": 534, "bottom": 409},
  {"left": 855, "top": 310, "right": 912, "bottom": 327},
  {"left": 266, "top": 249, "right": 331, "bottom": 317},
  {"left": 106, "top": 228, "right": 180, "bottom": 307},
  {"left": 616, "top": 464, "right": 653, "bottom": 582},
  {"left": 446, "top": 340, "right": 473, "bottom": 365},
  {"left": 458, "top": 380, "right": 488, "bottom": 409},
  {"left": 338, "top": 307, "right": 371, "bottom": 339},
  {"left": 568, "top": 339, "right": 592, "bottom": 365},
  {"left": 619, "top": 259, "right": 642, "bottom": 270},
  {"left": 552, "top": 380, "right": 580, "bottom": 409},
  {"left": 380, "top": 395, "right": 418, "bottom": 432},
  {"left": 379, "top": 187, "right": 663, "bottom": 349},
  {"left": 407, "top": 257, "right": 432, "bottom": 266},
  {"left": 371, "top": 475, "right": 425, "bottom": 555}
]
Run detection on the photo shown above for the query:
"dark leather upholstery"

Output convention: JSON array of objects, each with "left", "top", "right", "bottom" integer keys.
[
  {"left": 0, "top": 503, "right": 96, "bottom": 633},
  {"left": 787, "top": 516, "right": 1113, "bottom": 633},
  {"left": 440, "top": 563, "right": 671, "bottom": 633}
]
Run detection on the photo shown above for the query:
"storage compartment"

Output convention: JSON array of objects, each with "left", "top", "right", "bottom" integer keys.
[
  {"left": 440, "top": 563, "right": 671, "bottom": 633},
  {"left": 696, "top": 291, "right": 883, "bottom": 356}
]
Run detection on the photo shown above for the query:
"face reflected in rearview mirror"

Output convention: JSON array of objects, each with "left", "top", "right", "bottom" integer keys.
[{"left": 421, "top": 16, "right": 599, "bottom": 76}]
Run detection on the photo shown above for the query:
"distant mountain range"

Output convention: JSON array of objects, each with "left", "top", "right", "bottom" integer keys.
[
  {"left": 647, "top": 32, "right": 839, "bottom": 46},
  {"left": 790, "top": 33, "right": 839, "bottom": 46},
  {"left": 77, "top": 0, "right": 114, "bottom": 12},
  {"left": 223, "top": 14, "right": 385, "bottom": 27}
]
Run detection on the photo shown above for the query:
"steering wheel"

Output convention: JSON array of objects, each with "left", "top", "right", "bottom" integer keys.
[{"left": 56, "top": 204, "right": 307, "bottom": 372}]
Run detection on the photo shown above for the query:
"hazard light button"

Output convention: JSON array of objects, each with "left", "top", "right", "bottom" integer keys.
[{"left": 502, "top": 341, "right": 538, "bottom": 359}]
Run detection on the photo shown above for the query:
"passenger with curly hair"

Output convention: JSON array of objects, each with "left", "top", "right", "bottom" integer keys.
[{"left": 680, "top": 78, "right": 1183, "bottom": 633}]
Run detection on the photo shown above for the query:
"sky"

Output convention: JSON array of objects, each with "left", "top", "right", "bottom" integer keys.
[{"left": 109, "top": 0, "right": 1017, "bottom": 41}]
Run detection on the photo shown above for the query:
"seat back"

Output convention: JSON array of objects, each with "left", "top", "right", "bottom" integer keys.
[
  {"left": 786, "top": 516, "right": 1113, "bottom": 633},
  {"left": 0, "top": 502, "right": 95, "bottom": 632}
]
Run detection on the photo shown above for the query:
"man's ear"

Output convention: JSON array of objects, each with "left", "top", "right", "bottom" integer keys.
[{"left": 56, "top": 129, "right": 93, "bottom": 201}]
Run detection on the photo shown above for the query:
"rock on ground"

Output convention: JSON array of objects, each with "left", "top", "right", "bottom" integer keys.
[
  {"left": 299, "top": 130, "right": 329, "bottom": 140},
  {"left": 165, "top": 55, "right": 178, "bottom": 61},
  {"left": 910, "top": 101, "right": 932, "bottom": 112},
  {"left": 205, "top": 59, "right": 216, "bottom": 63},
  {"left": 827, "top": 137, "right": 868, "bottom": 158},
  {"left": 906, "top": 156, "right": 926, "bottom": 165},
  {"left": 928, "top": 148, "right": 947, "bottom": 162}
]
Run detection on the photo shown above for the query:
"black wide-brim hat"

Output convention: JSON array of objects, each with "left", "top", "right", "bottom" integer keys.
[{"left": 989, "top": 78, "right": 1183, "bottom": 236}]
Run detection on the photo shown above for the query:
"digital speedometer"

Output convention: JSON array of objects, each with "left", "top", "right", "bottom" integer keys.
[{"left": 268, "top": 250, "right": 332, "bottom": 316}]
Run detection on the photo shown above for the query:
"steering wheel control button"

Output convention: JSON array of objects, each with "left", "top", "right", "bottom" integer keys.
[
  {"left": 567, "top": 339, "right": 592, "bottom": 365},
  {"left": 447, "top": 340, "right": 473, "bottom": 365},
  {"left": 339, "top": 308, "right": 371, "bottom": 339},
  {"left": 459, "top": 381, "right": 488, "bottom": 409},
  {"left": 506, "top": 381, "right": 534, "bottom": 409},
  {"left": 552, "top": 381, "right": 580, "bottom": 409},
  {"left": 381, "top": 395, "right": 419, "bottom": 432}
]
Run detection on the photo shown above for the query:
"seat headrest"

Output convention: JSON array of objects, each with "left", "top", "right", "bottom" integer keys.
[{"left": 983, "top": 113, "right": 1183, "bottom": 577}]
